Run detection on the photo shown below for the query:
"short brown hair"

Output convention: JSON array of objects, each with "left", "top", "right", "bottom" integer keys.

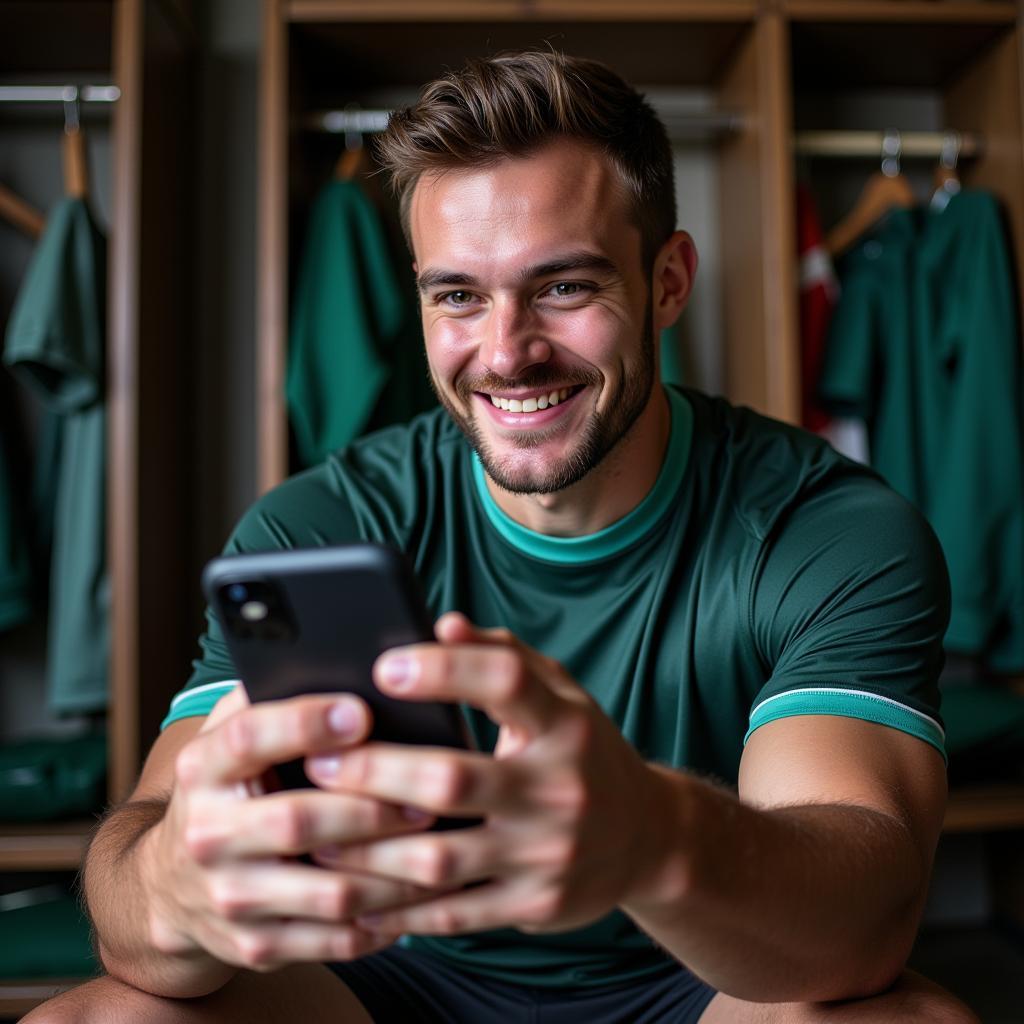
[{"left": 374, "top": 50, "right": 676, "bottom": 268}]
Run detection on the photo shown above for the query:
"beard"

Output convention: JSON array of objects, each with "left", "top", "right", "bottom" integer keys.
[{"left": 430, "top": 314, "right": 657, "bottom": 496}]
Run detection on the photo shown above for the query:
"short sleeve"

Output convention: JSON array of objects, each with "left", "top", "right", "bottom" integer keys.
[
  {"left": 161, "top": 466, "right": 363, "bottom": 730},
  {"left": 745, "top": 473, "right": 950, "bottom": 760}
]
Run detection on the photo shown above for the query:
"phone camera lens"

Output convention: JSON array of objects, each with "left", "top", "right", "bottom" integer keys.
[{"left": 227, "top": 583, "right": 248, "bottom": 603}]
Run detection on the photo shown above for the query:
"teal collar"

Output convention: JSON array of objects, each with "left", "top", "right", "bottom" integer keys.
[{"left": 471, "top": 387, "right": 693, "bottom": 564}]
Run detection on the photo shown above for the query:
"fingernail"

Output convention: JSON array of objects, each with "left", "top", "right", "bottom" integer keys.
[
  {"left": 309, "top": 754, "right": 341, "bottom": 778},
  {"left": 378, "top": 655, "right": 416, "bottom": 691},
  {"left": 402, "top": 805, "right": 432, "bottom": 824},
  {"left": 327, "top": 699, "right": 360, "bottom": 736}
]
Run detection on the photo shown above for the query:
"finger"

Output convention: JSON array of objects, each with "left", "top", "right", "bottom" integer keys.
[
  {"left": 307, "top": 743, "right": 529, "bottom": 816},
  {"left": 205, "top": 860, "right": 431, "bottom": 924},
  {"left": 199, "top": 684, "right": 248, "bottom": 733},
  {"left": 176, "top": 694, "right": 372, "bottom": 787},
  {"left": 355, "top": 878, "right": 543, "bottom": 937},
  {"left": 314, "top": 824, "right": 499, "bottom": 889},
  {"left": 434, "top": 612, "right": 516, "bottom": 646},
  {"left": 213, "top": 918, "right": 393, "bottom": 972},
  {"left": 374, "top": 643, "right": 558, "bottom": 736},
  {"left": 184, "top": 790, "right": 435, "bottom": 862}
]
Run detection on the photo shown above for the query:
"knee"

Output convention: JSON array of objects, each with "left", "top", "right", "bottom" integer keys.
[
  {"left": 878, "top": 969, "right": 980, "bottom": 1024},
  {"left": 19, "top": 975, "right": 159, "bottom": 1024}
]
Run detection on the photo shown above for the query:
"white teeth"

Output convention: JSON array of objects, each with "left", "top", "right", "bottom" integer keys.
[{"left": 488, "top": 388, "right": 574, "bottom": 412}]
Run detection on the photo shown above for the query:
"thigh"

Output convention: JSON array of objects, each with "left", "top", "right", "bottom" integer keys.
[{"left": 22, "top": 963, "right": 372, "bottom": 1024}]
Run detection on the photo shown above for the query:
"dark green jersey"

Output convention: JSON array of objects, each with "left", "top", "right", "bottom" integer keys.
[
  {"left": 820, "top": 190, "right": 1024, "bottom": 670},
  {"left": 165, "top": 385, "right": 949, "bottom": 987},
  {"left": 3, "top": 197, "right": 109, "bottom": 713}
]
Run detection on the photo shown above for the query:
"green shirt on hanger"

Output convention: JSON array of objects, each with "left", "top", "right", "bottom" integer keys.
[
  {"left": 820, "top": 191, "right": 1024, "bottom": 670},
  {"left": 3, "top": 197, "right": 109, "bottom": 714},
  {"left": 286, "top": 178, "right": 435, "bottom": 468}
]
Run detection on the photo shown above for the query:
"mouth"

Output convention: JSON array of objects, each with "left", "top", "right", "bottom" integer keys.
[
  {"left": 472, "top": 384, "right": 587, "bottom": 428},
  {"left": 480, "top": 385, "right": 583, "bottom": 413}
]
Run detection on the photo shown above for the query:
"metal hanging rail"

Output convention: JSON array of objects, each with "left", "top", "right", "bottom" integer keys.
[
  {"left": 0, "top": 85, "right": 121, "bottom": 104},
  {"left": 794, "top": 129, "right": 981, "bottom": 160},
  {"left": 305, "top": 106, "right": 745, "bottom": 143}
]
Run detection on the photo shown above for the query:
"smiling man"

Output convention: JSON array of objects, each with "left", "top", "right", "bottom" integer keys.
[{"left": 32, "top": 52, "right": 978, "bottom": 1024}]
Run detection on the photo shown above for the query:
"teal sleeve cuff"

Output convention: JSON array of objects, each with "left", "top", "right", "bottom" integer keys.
[
  {"left": 745, "top": 687, "right": 947, "bottom": 763},
  {"left": 161, "top": 680, "right": 239, "bottom": 731}
]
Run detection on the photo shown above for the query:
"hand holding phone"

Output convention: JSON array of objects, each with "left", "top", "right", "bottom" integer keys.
[{"left": 203, "top": 543, "right": 478, "bottom": 828}]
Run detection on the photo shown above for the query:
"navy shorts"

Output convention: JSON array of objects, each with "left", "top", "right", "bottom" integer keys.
[{"left": 328, "top": 946, "right": 717, "bottom": 1023}]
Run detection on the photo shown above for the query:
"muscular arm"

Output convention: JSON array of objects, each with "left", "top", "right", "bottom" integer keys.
[
  {"left": 622, "top": 714, "right": 947, "bottom": 1003},
  {"left": 83, "top": 717, "right": 238, "bottom": 995}
]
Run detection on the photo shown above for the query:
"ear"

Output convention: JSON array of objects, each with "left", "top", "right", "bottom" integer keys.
[{"left": 651, "top": 231, "right": 698, "bottom": 332}]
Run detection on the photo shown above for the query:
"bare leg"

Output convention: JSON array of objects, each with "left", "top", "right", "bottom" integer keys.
[
  {"left": 19, "top": 964, "right": 372, "bottom": 1024},
  {"left": 699, "top": 969, "right": 979, "bottom": 1024}
]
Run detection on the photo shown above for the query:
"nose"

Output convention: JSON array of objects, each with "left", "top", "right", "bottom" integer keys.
[{"left": 478, "top": 297, "right": 552, "bottom": 379}]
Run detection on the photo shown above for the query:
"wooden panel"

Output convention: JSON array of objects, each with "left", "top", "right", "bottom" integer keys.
[
  {"left": 790, "top": 20, "right": 1014, "bottom": 89},
  {"left": 287, "top": 0, "right": 756, "bottom": 20},
  {"left": 292, "top": 20, "right": 754, "bottom": 93},
  {"left": 0, "top": 821, "right": 92, "bottom": 870},
  {"left": 785, "top": 1, "right": 1015, "bottom": 24},
  {"left": 717, "top": 14, "right": 799, "bottom": 423},
  {"left": 0, "top": 1, "right": 113, "bottom": 72},
  {"left": 944, "top": 785, "right": 1024, "bottom": 833},
  {"left": 258, "top": 0, "right": 290, "bottom": 493},
  {"left": 0, "top": 979, "right": 86, "bottom": 1018},
  {"left": 109, "top": 0, "right": 145, "bottom": 803},
  {"left": 944, "top": 27, "right": 1024, "bottom": 335},
  {"left": 109, "top": 0, "right": 196, "bottom": 800}
]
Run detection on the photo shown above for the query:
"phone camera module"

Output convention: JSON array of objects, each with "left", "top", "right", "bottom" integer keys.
[
  {"left": 240, "top": 599, "right": 268, "bottom": 622},
  {"left": 219, "top": 578, "right": 297, "bottom": 643}
]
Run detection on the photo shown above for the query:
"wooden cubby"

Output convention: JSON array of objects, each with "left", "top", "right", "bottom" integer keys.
[
  {"left": 0, "top": 0, "right": 196, "bottom": 1011},
  {"left": 255, "top": 0, "right": 1024, "bottom": 864}
]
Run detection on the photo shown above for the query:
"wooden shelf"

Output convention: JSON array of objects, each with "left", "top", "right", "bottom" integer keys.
[
  {"left": 785, "top": 1, "right": 1016, "bottom": 24},
  {"left": 286, "top": 0, "right": 758, "bottom": 22},
  {"left": 0, "top": 978, "right": 85, "bottom": 1018},
  {"left": 944, "top": 785, "right": 1024, "bottom": 834},
  {"left": 0, "top": 821, "right": 93, "bottom": 871}
]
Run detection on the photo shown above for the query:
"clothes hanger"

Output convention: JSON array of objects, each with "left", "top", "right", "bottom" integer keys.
[
  {"left": 0, "top": 182, "right": 44, "bottom": 238},
  {"left": 825, "top": 130, "right": 916, "bottom": 258},
  {"left": 335, "top": 132, "right": 367, "bottom": 181},
  {"left": 931, "top": 131, "right": 961, "bottom": 213},
  {"left": 62, "top": 94, "right": 89, "bottom": 199}
]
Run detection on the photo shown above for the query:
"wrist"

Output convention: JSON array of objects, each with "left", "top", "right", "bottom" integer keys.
[
  {"left": 621, "top": 763, "right": 699, "bottom": 914},
  {"left": 139, "top": 819, "right": 199, "bottom": 958}
]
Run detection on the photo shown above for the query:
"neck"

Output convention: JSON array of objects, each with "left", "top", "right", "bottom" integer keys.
[{"left": 484, "top": 385, "right": 672, "bottom": 537}]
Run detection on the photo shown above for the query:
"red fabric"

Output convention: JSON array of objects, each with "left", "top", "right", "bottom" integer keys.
[{"left": 796, "top": 183, "right": 839, "bottom": 433}]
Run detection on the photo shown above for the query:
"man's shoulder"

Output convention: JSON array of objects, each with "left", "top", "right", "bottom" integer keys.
[
  {"left": 681, "top": 386, "right": 888, "bottom": 544},
  {"left": 230, "top": 407, "right": 464, "bottom": 552}
]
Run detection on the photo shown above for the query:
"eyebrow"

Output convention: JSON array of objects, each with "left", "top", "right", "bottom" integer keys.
[{"left": 416, "top": 250, "right": 619, "bottom": 294}]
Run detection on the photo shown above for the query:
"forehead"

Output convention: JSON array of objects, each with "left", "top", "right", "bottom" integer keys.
[{"left": 408, "top": 138, "right": 639, "bottom": 274}]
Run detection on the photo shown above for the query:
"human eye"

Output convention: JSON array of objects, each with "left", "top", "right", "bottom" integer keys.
[
  {"left": 436, "top": 289, "right": 480, "bottom": 310},
  {"left": 542, "top": 281, "right": 594, "bottom": 301}
]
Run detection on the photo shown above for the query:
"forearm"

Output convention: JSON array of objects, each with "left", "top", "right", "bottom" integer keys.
[
  {"left": 622, "top": 766, "right": 932, "bottom": 1003},
  {"left": 84, "top": 800, "right": 237, "bottom": 998}
]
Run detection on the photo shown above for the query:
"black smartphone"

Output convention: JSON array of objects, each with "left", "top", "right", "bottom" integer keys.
[{"left": 203, "top": 544, "right": 478, "bottom": 823}]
